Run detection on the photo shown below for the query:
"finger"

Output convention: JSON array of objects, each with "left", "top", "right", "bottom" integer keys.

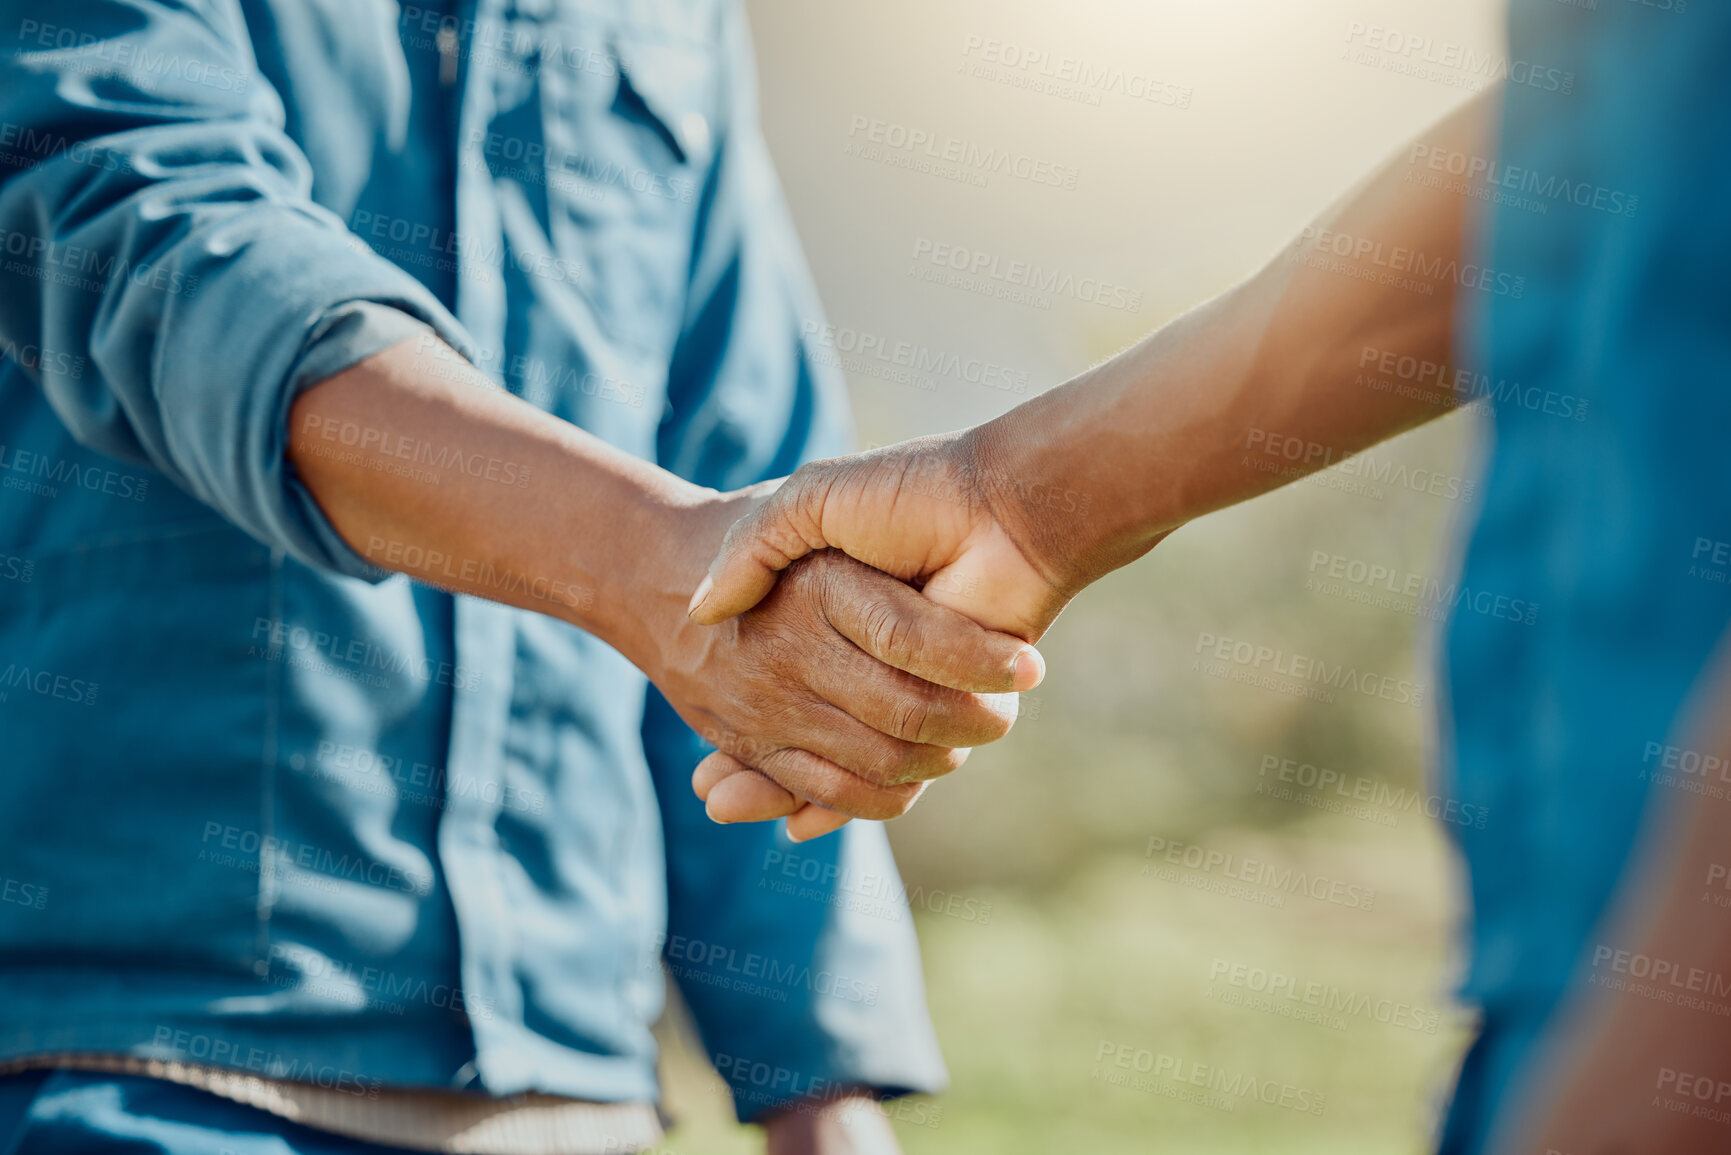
[
  {"left": 792, "top": 782, "right": 932, "bottom": 839},
  {"left": 693, "top": 751, "right": 803, "bottom": 820},
  {"left": 706, "top": 767, "right": 805, "bottom": 824},
  {"left": 692, "top": 749, "right": 747, "bottom": 801},
  {"left": 802, "top": 640, "right": 1019, "bottom": 748},
  {"left": 698, "top": 763, "right": 856, "bottom": 837},
  {"left": 689, "top": 475, "right": 832, "bottom": 625},
  {"left": 816, "top": 556, "right": 1045, "bottom": 693},
  {"left": 775, "top": 696, "right": 972, "bottom": 787},
  {"left": 754, "top": 746, "right": 923, "bottom": 821},
  {"left": 786, "top": 803, "right": 853, "bottom": 842}
]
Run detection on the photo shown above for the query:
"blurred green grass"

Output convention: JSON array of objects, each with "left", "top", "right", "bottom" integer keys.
[{"left": 654, "top": 409, "right": 1483, "bottom": 1152}]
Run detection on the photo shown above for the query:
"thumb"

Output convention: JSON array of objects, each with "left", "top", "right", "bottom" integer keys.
[{"left": 687, "top": 488, "right": 827, "bottom": 625}]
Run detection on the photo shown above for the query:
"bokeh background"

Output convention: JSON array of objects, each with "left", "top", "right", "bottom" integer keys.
[{"left": 661, "top": 0, "right": 1507, "bottom": 1149}]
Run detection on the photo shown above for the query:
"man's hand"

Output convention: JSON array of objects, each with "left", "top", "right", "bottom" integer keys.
[
  {"left": 763, "top": 1092, "right": 905, "bottom": 1155},
  {"left": 685, "top": 431, "right": 1103, "bottom": 829},
  {"left": 644, "top": 493, "right": 1038, "bottom": 837},
  {"left": 686, "top": 432, "right": 1074, "bottom": 642}
]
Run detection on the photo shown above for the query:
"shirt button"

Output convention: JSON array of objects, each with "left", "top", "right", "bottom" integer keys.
[{"left": 680, "top": 111, "right": 711, "bottom": 157}]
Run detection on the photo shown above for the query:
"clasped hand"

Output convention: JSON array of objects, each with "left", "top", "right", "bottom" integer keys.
[
  {"left": 679, "top": 430, "right": 1099, "bottom": 837},
  {"left": 646, "top": 475, "right": 1049, "bottom": 841}
]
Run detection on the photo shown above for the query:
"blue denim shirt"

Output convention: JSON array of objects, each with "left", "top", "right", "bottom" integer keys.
[
  {"left": 0, "top": 0, "right": 944, "bottom": 1120},
  {"left": 1439, "top": 1, "right": 1731, "bottom": 1149}
]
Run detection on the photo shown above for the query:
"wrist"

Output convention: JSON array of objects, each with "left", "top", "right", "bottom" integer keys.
[
  {"left": 957, "top": 411, "right": 1104, "bottom": 598},
  {"left": 586, "top": 483, "right": 762, "bottom": 689},
  {"left": 962, "top": 364, "right": 1178, "bottom": 598}
]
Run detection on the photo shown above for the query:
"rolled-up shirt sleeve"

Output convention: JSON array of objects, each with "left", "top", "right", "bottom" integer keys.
[{"left": 0, "top": 0, "right": 474, "bottom": 578}]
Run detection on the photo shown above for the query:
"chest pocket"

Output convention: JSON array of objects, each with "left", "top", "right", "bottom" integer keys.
[{"left": 531, "top": 21, "right": 719, "bottom": 357}]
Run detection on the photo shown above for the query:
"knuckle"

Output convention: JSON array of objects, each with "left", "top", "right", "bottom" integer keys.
[
  {"left": 837, "top": 782, "right": 917, "bottom": 822},
  {"left": 861, "top": 599, "right": 919, "bottom": 665},
  {"left": 889, "top": 693, "right": 933, "bottom": 744},
  {"left": 859, "top": 740, "right": 913, "bottom": 787},
  {"left": 871, "top": 739, "right": 957, "bottom": 787}
]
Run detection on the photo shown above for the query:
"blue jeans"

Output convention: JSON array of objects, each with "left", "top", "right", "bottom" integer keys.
[{"left": 0, "top": 1070, "right": 420, "bottom": 1154}]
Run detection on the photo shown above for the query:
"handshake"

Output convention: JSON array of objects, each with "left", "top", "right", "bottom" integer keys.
[
  {"left": 671, "top": 426, "right": 1118, "bottom": 841},
  {"left": 296, "top": 86, "right": 1488, "bottom": 847}
]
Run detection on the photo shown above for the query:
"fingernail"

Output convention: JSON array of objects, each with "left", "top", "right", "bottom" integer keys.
[
  {"left": 1011, "top": 647, "right": 1045, "bottom": 691},
  {"left": 685, "top": 574, "right": 714, "bottom": 619}
]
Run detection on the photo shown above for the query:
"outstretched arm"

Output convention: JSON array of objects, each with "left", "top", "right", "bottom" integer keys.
[
  {"left": 691, "top": 88, "right": 1499, "bottom": 823},
  {"left": 289, "top": 337, "right": 1040, "bottom": 839}
]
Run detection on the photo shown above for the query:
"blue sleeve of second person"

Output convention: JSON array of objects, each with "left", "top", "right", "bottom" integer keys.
[{"left": 640, "top": 1, "right": 947, "bottom": 1124}]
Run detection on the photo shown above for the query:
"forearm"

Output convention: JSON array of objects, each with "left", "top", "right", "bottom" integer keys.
[
  {"left": 286, "top": 335, "right": 733, "bottom": 675},
  {"left": 969, "top": 89, "right": 1496, "bottom": 584}
]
